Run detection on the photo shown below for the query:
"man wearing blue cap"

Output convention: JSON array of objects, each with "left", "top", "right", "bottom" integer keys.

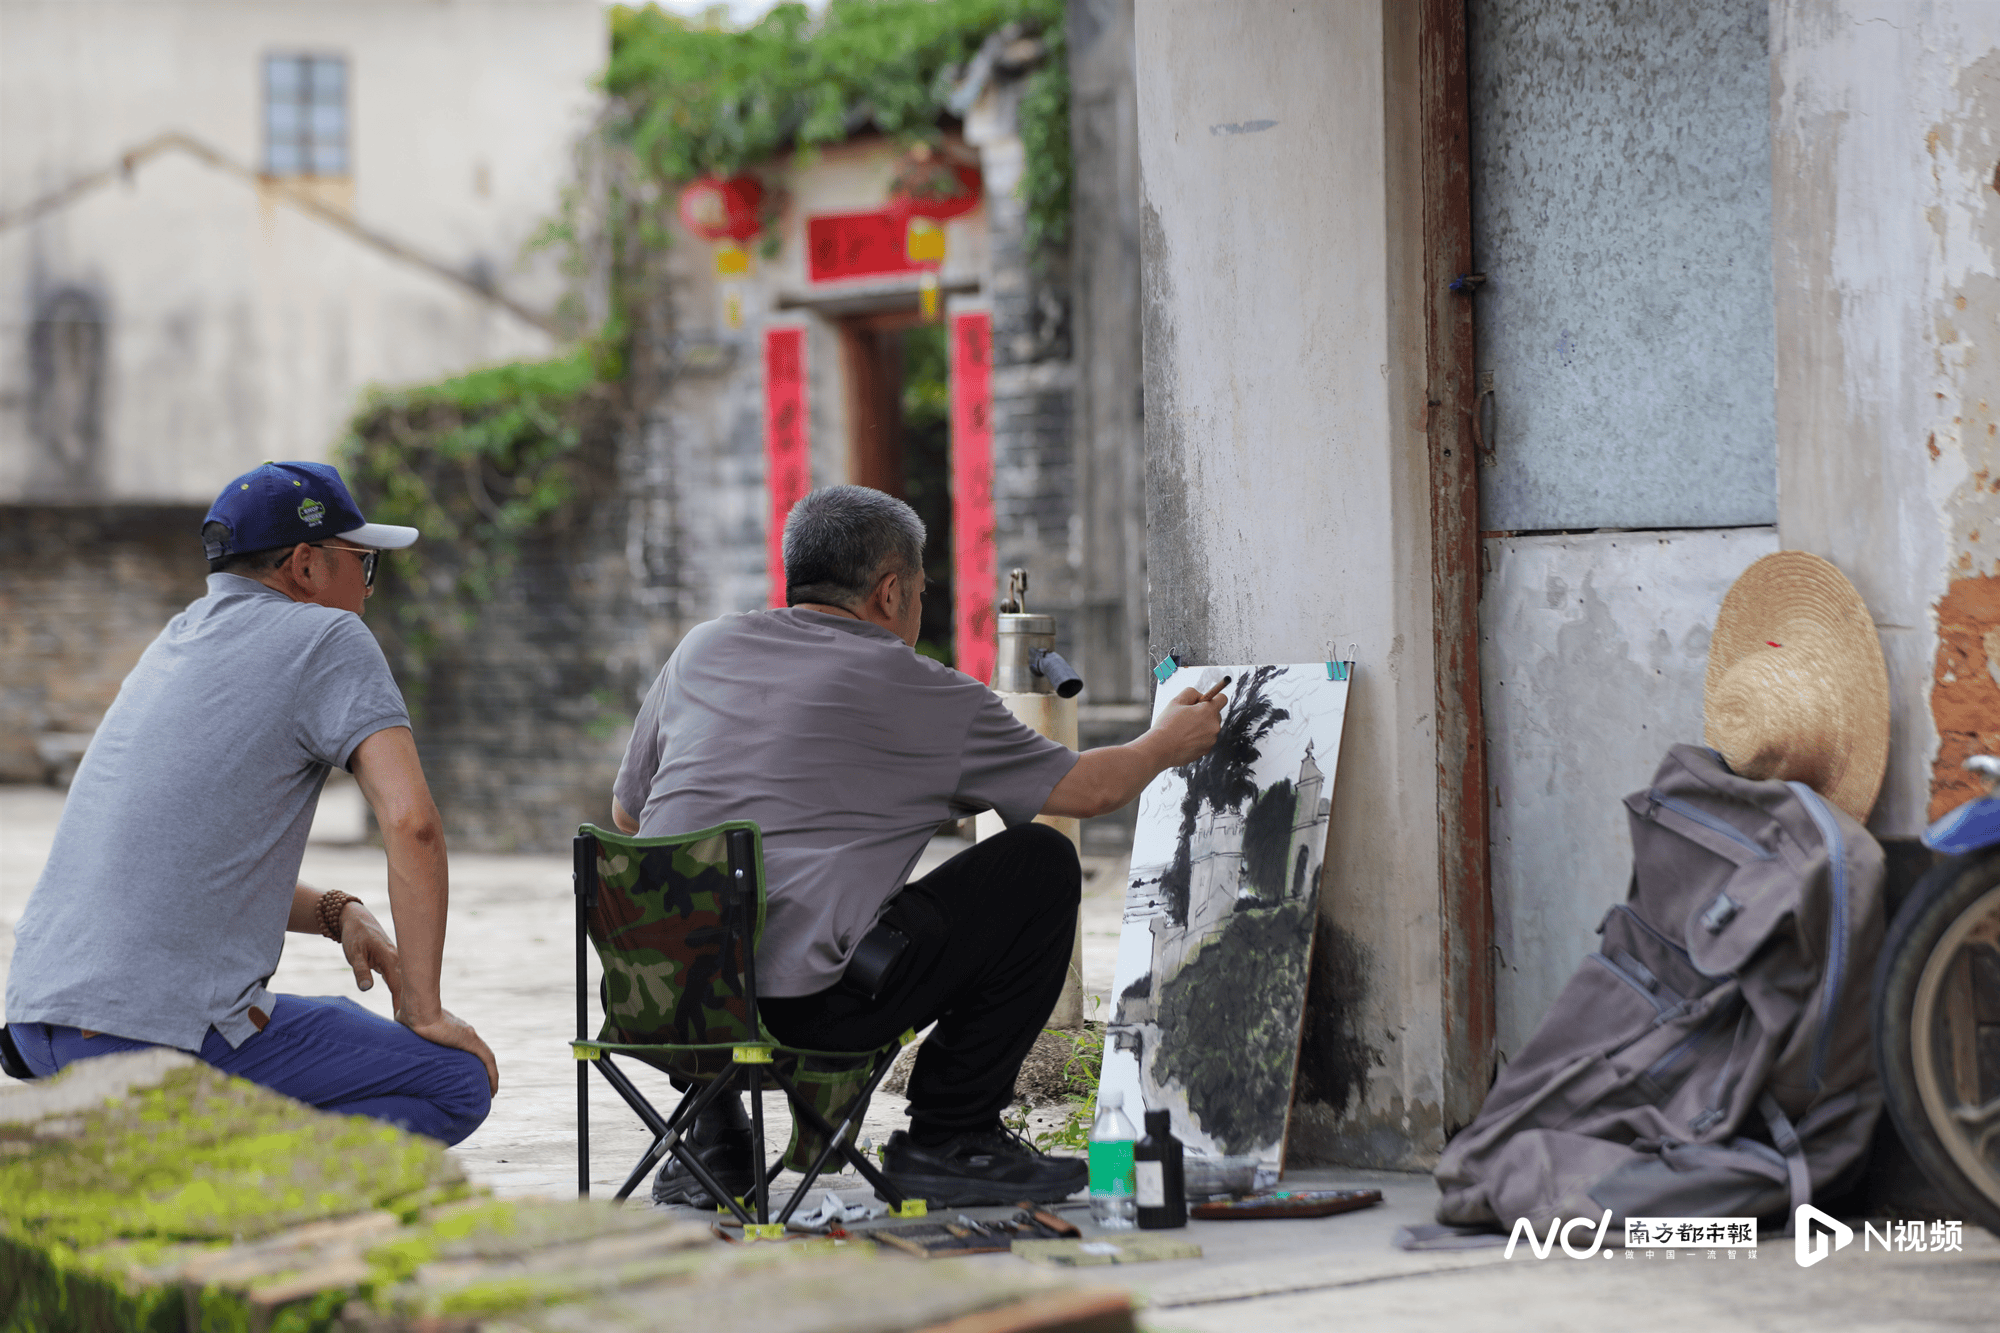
[{"left": 1, "top": 461, "right": 497, "bottom": 1145}]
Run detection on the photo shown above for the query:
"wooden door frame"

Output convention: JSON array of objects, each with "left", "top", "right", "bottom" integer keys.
[
  {"left": 1421, "top": 0, "right": 1494, "bottom": 1135},
  {"left": 836, "top": 306, "right": 929, "bottom": 496}
]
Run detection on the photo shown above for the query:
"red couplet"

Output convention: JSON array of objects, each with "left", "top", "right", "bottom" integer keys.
[
  {"left": 764, "top": 327, "right": 810, "bottom": 607},
  {"left": 950, "top": 311, "right": 996, "bottom": 685}
]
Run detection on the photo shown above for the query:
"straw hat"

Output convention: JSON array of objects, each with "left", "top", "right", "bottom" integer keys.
[{"left": 1703, "top": 552, "right": 1889, "bottom": 823}]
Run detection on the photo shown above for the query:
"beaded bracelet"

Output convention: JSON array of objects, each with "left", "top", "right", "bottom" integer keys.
[{"left": 316, "top": 890, "right": 362, "bottom": 943}]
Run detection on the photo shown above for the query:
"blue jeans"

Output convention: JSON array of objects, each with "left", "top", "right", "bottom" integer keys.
[{"left": 6, "top": 994, "right": 490, "bottom": 1146}]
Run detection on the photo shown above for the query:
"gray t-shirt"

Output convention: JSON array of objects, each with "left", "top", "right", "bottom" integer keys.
[
  {"left": 613, "top": 608, "right": 1079, "bottom": 996},
  {"left": 4, "top": 574, "right": 411, "bottom": 1050}
]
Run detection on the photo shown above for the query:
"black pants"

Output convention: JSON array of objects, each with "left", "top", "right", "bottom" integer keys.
[{"left": 761, "top": 822, "right": 1082, "bottom": 1137}]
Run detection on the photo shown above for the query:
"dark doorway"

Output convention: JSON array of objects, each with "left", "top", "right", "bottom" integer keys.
[{"left": 839, "top": 312, "right": 955, "bottom": 662}]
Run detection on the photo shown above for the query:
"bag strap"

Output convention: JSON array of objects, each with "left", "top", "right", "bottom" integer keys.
[{"left": 1760, "top": 1092, "right": 1812, "bottom": 1217}]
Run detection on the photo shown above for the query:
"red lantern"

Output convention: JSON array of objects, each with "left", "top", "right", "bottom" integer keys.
[{"left": 677, "top": 175, "right": 764, "bottom": 242}]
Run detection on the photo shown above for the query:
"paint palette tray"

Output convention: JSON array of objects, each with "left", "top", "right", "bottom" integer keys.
[{"left": 1188, "top": 1188, "right": 1384, "bottom": 1220}]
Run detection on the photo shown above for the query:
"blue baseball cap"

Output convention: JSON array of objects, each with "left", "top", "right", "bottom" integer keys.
[{"left": 202, "top": 461, "right": 418, "bottom": 562}]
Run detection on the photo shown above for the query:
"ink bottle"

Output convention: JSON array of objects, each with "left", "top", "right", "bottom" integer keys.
[{"left": 1135, "top": 1108, "right": 1187, "bottom": 1229}]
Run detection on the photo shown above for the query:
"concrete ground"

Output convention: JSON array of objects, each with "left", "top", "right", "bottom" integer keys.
[{"left": 4, "top": 782, "right": 1998, "bottom": 1330}]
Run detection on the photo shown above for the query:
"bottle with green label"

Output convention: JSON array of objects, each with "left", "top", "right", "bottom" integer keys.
[{"left": 1088, "top": 1088, "right": 1138, "bottom": 1229}]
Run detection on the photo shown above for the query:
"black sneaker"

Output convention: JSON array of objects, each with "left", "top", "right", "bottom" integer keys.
[
  {"left": 879, "top": 1127, "right": 1087, "bottom": 1206},
  {"left": 652, "top": 1123, "right": 757, "bottom": 1208}
]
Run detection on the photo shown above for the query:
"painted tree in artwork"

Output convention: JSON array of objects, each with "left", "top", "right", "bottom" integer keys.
[
  {"left": 1240, "top": 777, "right": 1297, "bottom": 904},
  {"left": 1153, "top": 896, "right": 1315, "bottom": 1154},
  {"left": 1159, "top": 665, "right": 1290, "bottom": 927}
]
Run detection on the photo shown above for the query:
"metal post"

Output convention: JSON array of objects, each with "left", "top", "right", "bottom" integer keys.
[{"left": 573, "top": 833, "right": 594, "bottom": 1198}]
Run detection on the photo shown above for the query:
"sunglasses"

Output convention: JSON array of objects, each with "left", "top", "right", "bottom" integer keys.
[{"left": 308, "top": 544, "right": 378, "bottom": 588}]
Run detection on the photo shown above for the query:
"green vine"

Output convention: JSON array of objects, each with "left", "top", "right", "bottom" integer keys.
[
  {"left": 334, "top": 350, "right": 605, "bottom": 664},
  {"left": 603, "top": 0, "right": 1070, "bottom": 246},
  {"left": 1016, "top": 19, "right": 1070, "bottom": 253}
]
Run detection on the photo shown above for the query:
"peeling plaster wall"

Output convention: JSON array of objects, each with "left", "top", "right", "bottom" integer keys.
[
  {"left": 1772, "top": 0, "right": 2000, "bottom": 836},
  {"left": 1136, "top": 0, "right": 1444, "bottom": 1167},
  {"left": 1481, "top": 527, "right": 1779, "bottom": 1057}
]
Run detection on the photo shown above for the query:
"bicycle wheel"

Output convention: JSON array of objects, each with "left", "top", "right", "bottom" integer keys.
[{"left": 1874, "top": 850, "right": 2000, "bottom": 1235}]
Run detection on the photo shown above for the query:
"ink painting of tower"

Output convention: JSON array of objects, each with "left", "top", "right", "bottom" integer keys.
[{"left": 1101, "top": 662, "right": 1352, "bottom": 1171}]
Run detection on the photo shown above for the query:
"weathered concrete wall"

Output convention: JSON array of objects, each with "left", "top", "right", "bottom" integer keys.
[
  {"left": 1481, "top": 527, "right": 1779, "bottom": 1057},
  {"left": 1464, "top": 0, "right": 1783, "bottom": 1051},
  {"left": 1771, "top": 0, "right": 2000, "bottom": 836},
  {"left": 1469, "top": 0, "right": 1776, "bottom": 531},
  {"left": 1068, "top": 0, "right": 1149, "bottom": 702},
  {"left": 0, "top": 0, "right": 599, "bottom": 502},
  {"left": 1137, "top": 0, "right": 1444, "bottom": 1167},
  {"left": 966, "top": 78, "right": 1081, "bottom": 653},
  {"left": 0, "top": 505, "right": 208, "bottom": 783}
]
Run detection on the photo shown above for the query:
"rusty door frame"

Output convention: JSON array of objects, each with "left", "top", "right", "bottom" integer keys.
[{"left": 1421, "top": 0, "right": 1494, "bottom": 1136}]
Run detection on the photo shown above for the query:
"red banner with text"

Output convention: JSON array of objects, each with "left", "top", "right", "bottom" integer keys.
[
  {"left": 807, "top": 211, "right": 922, "bottom": 283},
  {"left": 950, "top": 310, "right": 996, "bottom": 685},
  {"left": 764, "top": 326, "right": 810, "bottom": 607}
]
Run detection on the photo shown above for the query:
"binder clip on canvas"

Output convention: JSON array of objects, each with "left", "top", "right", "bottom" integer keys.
[{"left": 1152, "top": 644, "right": 1188, "bottom": 686}]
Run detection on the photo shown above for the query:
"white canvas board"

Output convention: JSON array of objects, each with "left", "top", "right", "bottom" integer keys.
[{"left": 1098, "top": 662, "right": 1351, "bottom": 1172}]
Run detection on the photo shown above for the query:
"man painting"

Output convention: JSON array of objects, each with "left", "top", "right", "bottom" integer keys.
[
  {"left": 2, "top": 462, "right": 497, "bottom": 1145},
  {"left": 613, "top": 485, "right": 1222, "bottom": 1205}
]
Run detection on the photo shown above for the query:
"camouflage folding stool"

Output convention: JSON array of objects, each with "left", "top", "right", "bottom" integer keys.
[{"left": 570, "top": 821, "right": 914, "bottom": 1231}]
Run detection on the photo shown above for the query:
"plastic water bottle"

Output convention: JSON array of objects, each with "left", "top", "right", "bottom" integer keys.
[{"left": 1088, "top": 1089, "right": 1138, "bottom": 1229}]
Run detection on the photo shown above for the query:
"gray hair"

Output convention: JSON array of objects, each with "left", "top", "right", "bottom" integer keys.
[{"left": 782, "top": 485, "right": 926, "bottom": 608}]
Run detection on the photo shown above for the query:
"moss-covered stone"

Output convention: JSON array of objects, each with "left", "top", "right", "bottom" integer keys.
[
  {"left": 1, "top": 1051, "right": 466, "bottom": 1332},
  {"left": 1, "top": 1051, "right": 1128, "bottom": 1333}
]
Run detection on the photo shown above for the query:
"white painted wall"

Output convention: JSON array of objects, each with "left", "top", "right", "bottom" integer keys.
[
  {"left": 0, "top": 0, "right": 602, "bottom": 502},
  {"left": 1136, "top": 0, "right": 1444, "bottom": 1165}
]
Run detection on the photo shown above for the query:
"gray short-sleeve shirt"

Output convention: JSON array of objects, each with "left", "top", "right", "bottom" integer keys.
[
  {"left": 612, "top": 609, "right": 1079, "bottom": 996},
  {"left": 4, "top": 575, "right": 411, "bottom": 1050}
]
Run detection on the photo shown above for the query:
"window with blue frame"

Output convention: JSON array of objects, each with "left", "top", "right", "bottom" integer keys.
[{"left": 263, "top": 54, "right": 348, "bottom": 177}]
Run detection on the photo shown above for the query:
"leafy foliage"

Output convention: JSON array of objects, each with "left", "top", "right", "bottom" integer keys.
[
  {"left": 335, "top": 350, "right": 608, "bottom": 663},
  {"left": 1003, "top": 1015, "right": 1105, "bottom": 1152},
  {"left": 603, "top": 0, "right": 1070, "bottom": 245},
  {"left": 1015, "top": 18, "right": 1071, "bottom": 252}
]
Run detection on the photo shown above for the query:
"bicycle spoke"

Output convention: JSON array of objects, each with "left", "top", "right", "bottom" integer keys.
[{"left": 1949, "top": 1095, "right": 2000, "bottom": 1129}]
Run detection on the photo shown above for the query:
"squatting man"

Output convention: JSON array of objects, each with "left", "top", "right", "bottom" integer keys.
[
  {"left": 612, "top": 484, "right": 1227, "bottom": 1206},
  {"left": 3, "top": 462, "right": 497, "bottom": 1145}
]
